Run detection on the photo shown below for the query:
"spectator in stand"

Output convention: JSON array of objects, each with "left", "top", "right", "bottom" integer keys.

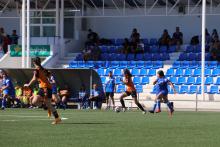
[
  {"left": 210, "top": 36, "right": 220, "bottom": 61},
  {"left": 10, "top": 30, "right": 19, "bottom": 45},
  {"left": 172, "top": 27, "right": 183, "bottom": 50},
  {"left": 82, "top": 47, "right": 92, "bottom": 61},
  {"left": 122, "top": 38, "right": 131, "bottom": 55},
  {"left": 2, "top": 35, "right": 11, "bottom": 54},
  {"left": 91, "top": 44, "right": 101, "bottom": 61},
  {"left": 85, "top": 29, "right": 99, "bottom": 47},
  {"left": 205, "top": 28, "right": 211, "bottom": 44},
  {"left": 211, "top": 29, "right": 219, "bottom": 42},
  {"left": 159, "top": 29, "right": 171, "bottom": 48},
  {"left": 130, "top": 28, "right": 140, "bottom": 53},
  {"left": 88, "top": 84, "right": 101, "bottom": 109},
  {"left": 133, "top": 39, "right": 144, "bottom": 55},
  {"left": 0, "top": 28, "right": 6, "bottom": 53}
]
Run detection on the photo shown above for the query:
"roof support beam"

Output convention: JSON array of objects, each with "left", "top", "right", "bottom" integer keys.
[
  {"left": 168, "top": 0, "right": 180, "bottom": 14},
  {"left": 190, "top": 0, "right": 202, "bottom": 14}
]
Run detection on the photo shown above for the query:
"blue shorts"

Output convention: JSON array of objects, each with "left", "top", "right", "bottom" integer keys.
[
  {"left": 52, "top": 86, "right": 57, "bottom": 94},
  {"left": 3, "top": 90, "right": 15, "bottom": 99},
  {"left": 157, "top": 90, "right": 168, "bottom": 96}
]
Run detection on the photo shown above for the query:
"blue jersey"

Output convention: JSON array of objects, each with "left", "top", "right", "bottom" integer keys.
[
  {"left": 105, "top": 77, "right": 115, "bottom": 93},
  {"left": 155, "top": 77, "right": 170, "bottom": 95},
  {"left": 2, "top": 78, "right": 15, "bottom": 96}
]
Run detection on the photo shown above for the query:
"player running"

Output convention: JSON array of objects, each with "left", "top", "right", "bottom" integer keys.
[
  {"left": 119, "top": 69, "right": 146, "bottom": 114},
  {"left": 24, "top": 57, "right": 61, "bottom": 124},
  {"left": 48, "top": 71, "right": 60, "bottom": 109},
  {"left": 0, "top": 70, "right": 20, "bottom": 110},
  {"left": 149, "top": 70, "right": 175, "bottom": 117},
  {"left": 105, "top": 71, "right": 116, "bottom": 110}
]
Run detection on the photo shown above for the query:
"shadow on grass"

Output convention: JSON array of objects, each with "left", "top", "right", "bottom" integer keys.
[{"left": 60, "top": 122, "right": 114, "bottom": 125}]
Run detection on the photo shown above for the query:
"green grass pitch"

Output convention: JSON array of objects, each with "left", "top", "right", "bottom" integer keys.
[{"left": 0, "top": 109, "right": 220, "bottom": 147}]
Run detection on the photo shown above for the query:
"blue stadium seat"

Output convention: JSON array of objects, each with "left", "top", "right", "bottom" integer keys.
[
  {"left": 143, "top": 53, "right": 152, "bottom": 61},
  {"left": 159, "top": 46, "right": 167, "bottom": 53},
  {"left": 188, "top": 53, "right": 197, "bottom": 61},
  {"left": 109, "top": 38, "right": 115, "bottom": 45},
  {"left": 136, "top": 54, "right": 144, "bottom": 61},
  {"left": 208, "top": 86, "right": 219, "bottom": 94},
  {"left": 85, "top": 61, "right": 94, "bottom": 68},
  {"left": 116, "top": 85, "right": 125, "bottom": 93},
  {"left": 117, "top": 54, "right": 126, "bottom": 61},
  {"left": 127, "top": 54, "right": 135, "bottom": 61},
  {"left": 212, "top": 69, "right": 220, "bottom": 77},
  {"left": 153, "top": 61, "right": 163, "bottom": 69},
  {"left": 175, "top": 69, "right": 183, "bottom": 76},
  {"left": 184, "top": 69, "right": 193, "bottom": 76},
  {"left": 115, "top": 39, "right": 124, "bottom": 45},
  {"left": 150, "top": 46, "right": 159, "bottom": 53},
  {"left": 185, "top": 45, "right": 193, "bottom": 53},
  {"left": 215, "top": 77, "right": 220, "bottom": 85},
  {"left": 114, "top": 69, "right": 122, "bottom": 76},
  {"left": 152, "top": 54, "right": 161, "bottom": 61},
  {"left": 101, "top": 77, "right": 106, "bottom": 84},
  {"left": 195, "top": 77, "right": 201, "bottom": 85},
  {"left": 109, "top": 46, "right": 118, "bottom": 53},
  {"left": 169, "top": 85, "right": 179, "bottom": 94},
  {"left": 205, "top": 77, "right": 213, "bottom": 85},
  {"left": 205, "top": 69, "right": 212, "bottom": 77},
  {"left": 105, "top": 69, "right": 112, "bottom": 76},
  {"left": 101, "top": 53, "right": 109, "bottom": 61},
  {"left": 100, "top": 46, "right": 108, "bottom": 53},
  {"left": 78, "top": 61, "right": 86, "bottom": 68},
  {"left": 177, "top": 77, "right": 186, "bottom": 85},
  {"left": 131, "top": 68, "right": 140, "bottom": 76},
  {"left": 69, "top": 61, "right": 78, "bottom": 68},
  {"left": 136, "top": 85, "right": 143, "bottom": 93},
  {"left": 209, "top": 61, "right": 218, "bottom": 68},
  {"left": 145, "top": 61, "right": 153, "bottom": 68},
  {"left": 97, "top": 69, "right": 105, "bottom": 76},
  {"left": 186, "top": 77, "right": 195, "bottom": 85},
  {"left": 94, "top": 61, "right": 104, "bottom": 68},
  {"left": 129, "top": 61, "right": 137, "bottom": 68},
  {"left": 140, "top": 69, "right": 148, "bottom": 76},
  {"left": 179, "top": 53, "right": 187, "bottom": 61},
  {"left": 179, "top": 86, "right": 188, "bottom": 94},
  {"left": 115, "top": 77, "right": 122, "bottom": 85},
  {"left": 181, "top": 61, "right": 190, "bottom": 68},
  {"left": 148, "top": 69, "right": 156, "bottom": 76},
  {"left": 189, "top": 61, "right": 200, "bottom": 69},
  {"left": 142, "top": 38, "right": 149, "bottom": 45},
  {"left": 173, "top": 61, "right": 181, "bottom": 69},
  {"left": 149, "top": 38, "right": 158, "bottom": 46},
  {"left": 193, "top": 69, "right": 201, "bottom": 76},
  {"left": 169, "top": 77, "right": 177, "bottom": 84},
  {"left": 133, "top": 77, "right": 141, "bottom": 85},
  {"left": 166, "top": 68, "right": 174, "bottom": 76},
  {"left": 119, "top": 61, "right": 128, "bottom": 69},
  {"left": 109, "top": 54, "right": 117, "bottom": 61},
  {"left": 141, "top": 77, "right": 149, "bottom": 85},
  {"left": 168, "top": 45, "right": 176, "bottom": 53},
  {"left": 188, "top": 86, "right": 198, "bottom": 94},
  {"left": 111, "top": 61, "right": 119, "bottom": 68},
  {"left": 136, "top": 61, "right": 145, "bottom": 68}
]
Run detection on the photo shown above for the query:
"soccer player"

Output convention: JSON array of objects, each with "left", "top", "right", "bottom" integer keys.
[
  {"left": 48, "top": 71, "right": 60, "bottom": 108},
  {"left": 24, "top": 57, "right": 61, "bottom": 124},
  {"left": 105, "top": 71, "right": 115, "bottom": 110},
  {"left": 149, "top": 70, "right": 175, "bottom": 117},
  {"left": 0, "top": 70, "right": 20, "bottom": 110},
  {"left": 119, "top": 69, "right": 146, "bottom": 114}
]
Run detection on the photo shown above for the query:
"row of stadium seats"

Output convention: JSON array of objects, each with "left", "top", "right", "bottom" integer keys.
[
  {"left": 116, "top": 84, "right": 220, "bottom": 94},
  {"left": 99, "top": 45, "right": 177, "bottom": 53},
  {"left": 101, "top": 76, "right": 150, "bottom": 85},
  {"left": 184, "top": 45, "right": 209, "bottom": 53},
  {"left": 152, "top": 85, "right": 220, "bottom": 94},
  {"left": 98, "top": 68, "right": 156, "bottom": 76},
  {"left": 178, "top": 53, "right": 211, "bottom": 61},
  {"left": 108, "top": 38, "right": 158, "bottom": 46},
  {"left": 166, "top": 68, "right": 220, "bottom": 77},
  {"left": 69, "top": 61, "right": 163, "bottom": 69},
  {"left": 168, "top": 76, "right": 220, "bottom": 85},
  {"left": 172, "top": 61, "right": 218, "bottom": 69}
]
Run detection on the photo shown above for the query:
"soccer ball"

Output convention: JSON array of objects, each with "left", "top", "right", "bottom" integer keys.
[{"left": 115, "top": 106, "right": 121, "bottom": 113}]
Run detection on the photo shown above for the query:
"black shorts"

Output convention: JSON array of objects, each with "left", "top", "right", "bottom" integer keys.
[
  {"left": 125, "top": 91, "right": 137, "bottom": 98},
  {"left": 105, "top": 92, "right": 114, "bottom": 98},
  {"left": 38, "top": 88, "right": 52, "bottom": 99}
]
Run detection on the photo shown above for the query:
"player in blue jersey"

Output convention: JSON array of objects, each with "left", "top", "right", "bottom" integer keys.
[
  {"left": 149, "top": 70, "right": 176, "bottom": 117},
  {"left": 0, "top": 70, "right": 20, "bottom": 110},
  {"left": 105, "top": 71, "right": 116, "bottom": 110}
]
